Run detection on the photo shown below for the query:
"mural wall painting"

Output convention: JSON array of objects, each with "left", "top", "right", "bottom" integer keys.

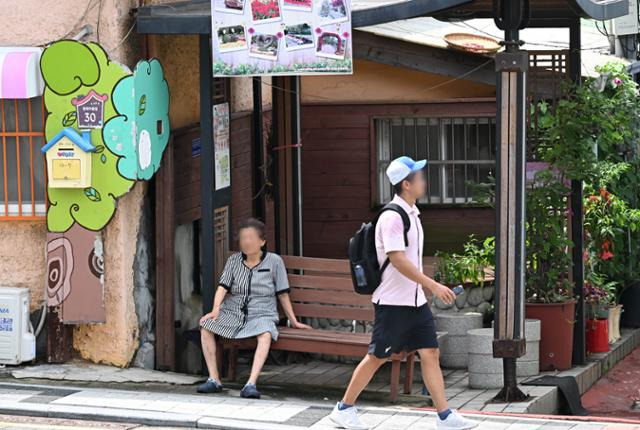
[
  {"left": 41, "top": 40, "right": 170, "bottom": 324},
  {"left": 46, "top": 225, "right": 105, "bottom": 323}
]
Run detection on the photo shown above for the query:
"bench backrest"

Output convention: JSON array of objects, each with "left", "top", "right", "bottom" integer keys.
[
  {"left": 223, "top": 252, "right": 438, "bottom": 323},
  {"left": 281, "top": 255, "right": 374, "bottom": 322}
]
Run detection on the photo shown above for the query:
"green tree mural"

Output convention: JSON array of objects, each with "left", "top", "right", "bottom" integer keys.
[{"left": 41, "top": 40, "right": 170, "bottom": 233}]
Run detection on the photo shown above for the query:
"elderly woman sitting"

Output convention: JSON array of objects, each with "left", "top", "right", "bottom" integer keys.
[{"left": 198, "top": 218, "right": 310, "bottom": 399}]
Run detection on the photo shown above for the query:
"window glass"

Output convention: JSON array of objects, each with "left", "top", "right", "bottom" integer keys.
[
  {"left": 0, "top": 97, "right": 47, "bottom": 218},
  {"left": 376, "top": 116, "right": 496, "bottom": 205}
]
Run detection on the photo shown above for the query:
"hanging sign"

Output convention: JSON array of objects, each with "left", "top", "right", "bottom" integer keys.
[
  {"left": 211, "top": 0, "right": 352, "bottom": 76},
  {"left": 214, "top": 103, "right": 231, "bottom": 190},
  {"left": 71, "top": 90, "right": 108, "bottom": 129}
]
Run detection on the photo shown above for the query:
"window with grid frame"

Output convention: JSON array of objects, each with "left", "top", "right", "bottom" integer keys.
[
  {"left": 0, "top": 97, "right": 47, "bottom": 219},
  {"left": 376, "top": 116, "right": 496, "bottom": 205}
]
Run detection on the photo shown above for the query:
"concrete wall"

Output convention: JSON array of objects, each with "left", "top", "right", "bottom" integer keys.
[
  {"left": 301, "top": 59, "right": 495, "bottom": 103},
  {"left": 0, "top": 0, "right": 197, "bottom": 367}
]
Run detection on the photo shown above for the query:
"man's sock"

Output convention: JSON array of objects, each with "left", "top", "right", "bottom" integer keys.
[
  {"left": 338, "top": 401, "right": 353, "bottom": 410},
  {"left": 244, "top": 382, "right": 256, "bottom": 388},
  {"left": 207, "top": 377, "right": 220, "bottom": 385},
  {"left": 437, "top": 409, "right": 452, "bottom": 420}
]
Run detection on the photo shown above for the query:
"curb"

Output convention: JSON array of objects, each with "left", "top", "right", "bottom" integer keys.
[
  {"left": 0, "top": 403, "right": 199, "bottom": 427},
  {"left": 0, "top": 402, "right": 313, "bottom": 429}
]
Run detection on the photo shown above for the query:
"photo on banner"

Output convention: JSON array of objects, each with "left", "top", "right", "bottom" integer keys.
[
  {"left": 213, "top": 103, "right": 231, "bottom": 190},
  {"left": 211, "top": 0, "right": 352, "bottom": 76}
]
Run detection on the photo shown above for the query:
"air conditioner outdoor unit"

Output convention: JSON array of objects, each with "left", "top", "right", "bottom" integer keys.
[{"left": 0, "top": 287, "right": 36, "bottom": 365}]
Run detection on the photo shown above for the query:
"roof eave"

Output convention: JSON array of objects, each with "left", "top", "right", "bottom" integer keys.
[
  {"left": 352, "top": 0, "right": 471, "bottom": 28},
  {"left": 134, "top": 0, "right": 630, "bottom": 35}
]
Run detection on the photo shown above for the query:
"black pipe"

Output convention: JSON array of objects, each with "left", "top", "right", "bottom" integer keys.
[
  {"left": 199, "top": 34, "right": 215, "bottom": 315},
  {"left": 271, "top": 78, "right": 281, "bottom": 253},
  {"left": 252, "top": 77, "right": 266, "bottom": 221},
  {"left": 569, "top": 18, "right": 586, "bottom": 366},
  {"left": 253, "top": 77, "right": 265, "bottom": 222},
  {"left": 290, "top": 76, "right": 302, "bottom": 256}
]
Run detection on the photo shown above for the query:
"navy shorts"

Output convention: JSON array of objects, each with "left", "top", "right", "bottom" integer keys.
[{"left": 368, "top": 303, "right": 438, "bottom": 358}]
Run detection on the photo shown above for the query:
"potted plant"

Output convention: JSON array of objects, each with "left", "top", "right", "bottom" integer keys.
[
  {"left": 434, "top": 236, "right": 495, "bottom": 322},
  {"left": 524, "top": 169, "right": 576, "bottom": 371},
  {"left": 583, "top": 269, "right": 616, "bottom": 353},
  {"left": 584, "top": 182, "right": 640, "bottom": 340},
  {"left": 584, "top": 273, "right": 616, "bottom": 320}
]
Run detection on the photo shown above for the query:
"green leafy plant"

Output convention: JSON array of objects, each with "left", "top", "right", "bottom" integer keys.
[
  {"left": 434, "top": 235, "right": 494, "bottom": 287},
  {"left": 525, "top": 169, "right": 574, "bottom": 303},
  {"left": 535, "top": 63, "right": 640, "bottom": 182},
  {"left": 584, "top": 184, "right": 640, "bottom": 287}
]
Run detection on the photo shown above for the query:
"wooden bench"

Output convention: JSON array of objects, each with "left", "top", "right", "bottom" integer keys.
[{"left": 217, "top": 255, "right": 422, "bottom": 402}]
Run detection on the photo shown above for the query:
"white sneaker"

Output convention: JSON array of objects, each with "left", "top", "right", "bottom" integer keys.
[
  {"left": 329, "top": 402, "right": 369, "bottom": 430},
  {"left": 436, "top": 410, "right": 478, "bottom": 430}
]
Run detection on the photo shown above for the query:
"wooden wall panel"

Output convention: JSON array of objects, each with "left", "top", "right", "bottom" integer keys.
[
  {"left": 170, "top": 111, "right": 271, "bottom": 235},
  {"left": 229, "top": 112, "right": 254, "bottom": 237},
  {"left": 301, "top": 102, "right": 496, "bottom": 258}
]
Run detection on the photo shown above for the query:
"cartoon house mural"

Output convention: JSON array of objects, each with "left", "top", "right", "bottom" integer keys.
[
  {"left": 42, "top": 128, "right": 95, "bottom": 189},
  {"left": 41, "top": 40, "right": 170, "bottom": 335}
]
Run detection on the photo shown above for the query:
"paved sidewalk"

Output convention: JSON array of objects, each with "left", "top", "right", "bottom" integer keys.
[{"left": 0, "top": 381, "right": 638, "bottom": 429}]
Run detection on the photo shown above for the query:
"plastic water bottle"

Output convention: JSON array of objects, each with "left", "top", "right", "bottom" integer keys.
[
  {"left": 354, "top": 265, "right": 367, "bottom": 287},
  {"left": 452, "top": 285, "right": 464, "bottom": 295}
]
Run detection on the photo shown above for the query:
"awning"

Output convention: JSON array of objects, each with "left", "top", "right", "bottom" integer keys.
[
  {"left": 0, "top": 47, "right": 44, "bottom": 99},
  {"left": 135, "top": 0, "right": 630, "bottom": 35}
]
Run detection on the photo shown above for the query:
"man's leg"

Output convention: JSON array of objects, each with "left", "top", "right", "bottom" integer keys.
[
  {"left": 247, "top": 332, "right": 272, "bottom": 385},
  {"left": 341, "top": 353, "right": 386, "bottom": 404},
  {"left": 418, "top": 348, "right": 448, "bottom": 412},
  {"left": 201, "top": 328, "right": 220, "bottom": 381}
]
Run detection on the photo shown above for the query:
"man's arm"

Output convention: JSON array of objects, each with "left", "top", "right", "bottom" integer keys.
[{"left": 387, "top": 251, "right": 456, "bottom": 304}]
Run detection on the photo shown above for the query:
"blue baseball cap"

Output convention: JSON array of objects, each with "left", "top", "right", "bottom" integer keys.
[{"left": 386, "top": 156, "right": 427, "bottom": 185}]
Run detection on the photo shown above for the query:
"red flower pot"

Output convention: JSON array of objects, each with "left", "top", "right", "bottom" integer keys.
[
  {"left": 525, "top": 301, "right": 575, "bottom": 370},
  {"left": 586, "top": 319, "right": 609, "bottom": 353}
]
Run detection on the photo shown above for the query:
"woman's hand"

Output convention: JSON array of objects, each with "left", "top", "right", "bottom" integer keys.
[
  {"left": 199, "top": 308, "right": 220, "bottom": 326},
  {"left": 291, "top": 320, "right": 312, "bottom": 330}
]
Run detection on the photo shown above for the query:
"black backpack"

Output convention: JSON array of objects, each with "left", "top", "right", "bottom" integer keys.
[{"left": 348, "top": 203, "right": 410, "bottom": 295}]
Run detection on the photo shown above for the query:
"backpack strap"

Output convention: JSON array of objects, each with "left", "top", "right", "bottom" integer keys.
[{"left": 374, "top": 203, "right": 410, "bottom": 247}]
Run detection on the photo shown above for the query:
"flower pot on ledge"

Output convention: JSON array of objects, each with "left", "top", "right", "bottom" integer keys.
[
  {"left": 608, "top": 304, "right": 622, "bottom": 344},
  {"left": 525, "top": 301, "right": 575, "bottom": 371},
  {"left": 586, "top": 318, "right": 609, "bottom": 353}
]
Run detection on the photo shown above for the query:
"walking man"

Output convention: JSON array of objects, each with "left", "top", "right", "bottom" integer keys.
[{"left": 330, "top": 156, "right": 478, "bottom": 430}]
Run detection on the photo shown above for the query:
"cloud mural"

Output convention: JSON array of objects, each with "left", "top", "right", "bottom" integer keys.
[
  {"left": 103, "top": 60, "right": 170, "bottom": 181},
  {"left": 41, "top": 41, "right": 170, "bottom": 233}
]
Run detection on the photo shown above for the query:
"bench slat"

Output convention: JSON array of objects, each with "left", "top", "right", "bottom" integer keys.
[
  {"left": 281, "top": 255, "right": 350, "bottom": 273},
  {"left": 290, "top": 288, "right": 372, "bottom": 307},
  {"left": 292, "top": 303, "right": 374, "bottom": 321},
  {"left": 278, "top": 327, "right": 371, "bottom": 342},
  {"left": 288, "top": 274, "right": 353, "bottom": 291}
]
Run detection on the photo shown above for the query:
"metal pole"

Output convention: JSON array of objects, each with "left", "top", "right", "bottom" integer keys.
[
  {"left": 271, "top": 77, "right": 281, "bottom": 253},
  {"left": 253, "top": 77, "right": 265, "bottom": 221},
  {"left": 290, "top": 76, "right": 303, "bottom": 256},
  {"left": 199, "top": 34, "right": 215, "bottom": 315},
  {"left": 569, "top": 18, "right": 586, "bottom": 366}
]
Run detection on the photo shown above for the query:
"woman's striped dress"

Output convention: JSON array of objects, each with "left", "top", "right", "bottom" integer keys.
[{"left": 200, "top": 251, "right": 290, "bottom": 341}]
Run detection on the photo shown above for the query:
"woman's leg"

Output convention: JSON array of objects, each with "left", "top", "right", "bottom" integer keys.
[
  {"left": 201, "top": 328, "right": 220, "bottom": 381},
  {"left": 247, "top": 332, "right": 272, "bottom": 385}
]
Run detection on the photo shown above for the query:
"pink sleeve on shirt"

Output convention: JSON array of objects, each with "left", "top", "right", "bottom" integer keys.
[{"left": 378, "top": 211, "right": 406, "bottom": 254}]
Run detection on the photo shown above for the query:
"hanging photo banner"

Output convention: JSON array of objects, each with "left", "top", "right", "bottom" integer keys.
[
  {"left": 211, "top": 0, "right": 352, "bottom": 76},
  {"left": 213, "top": 103, "right": 231, "bottom": 190}
]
